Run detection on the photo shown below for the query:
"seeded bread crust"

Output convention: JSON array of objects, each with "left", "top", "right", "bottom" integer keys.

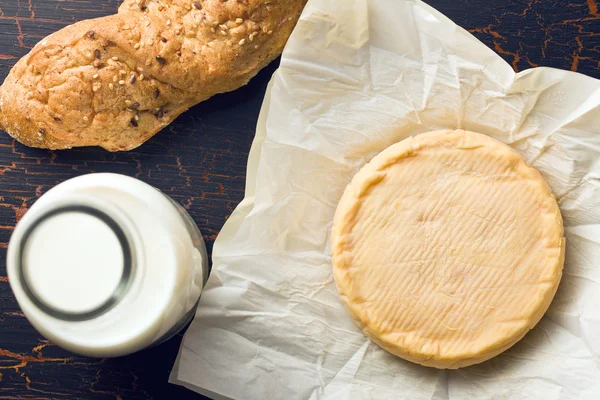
[{"left": 0, "top": 0, "right": 306, "bottom": 151}]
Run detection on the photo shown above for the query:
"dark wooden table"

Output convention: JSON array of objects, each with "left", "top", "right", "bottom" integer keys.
[{"left": 0, "top": 1, "right": 598, "bottom": 399}]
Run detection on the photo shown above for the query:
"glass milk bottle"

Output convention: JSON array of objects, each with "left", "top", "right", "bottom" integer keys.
[{"left": 7, "top": 173, "right": 208, "bottom": 357}]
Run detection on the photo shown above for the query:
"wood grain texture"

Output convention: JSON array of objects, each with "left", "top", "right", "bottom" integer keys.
[{"left": 0, "top": 0, "right": 598, "bottom": 399}]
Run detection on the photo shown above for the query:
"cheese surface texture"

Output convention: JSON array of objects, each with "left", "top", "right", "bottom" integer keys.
[{"left": 331, "top": 129, "right": 565, "bottom": 369}]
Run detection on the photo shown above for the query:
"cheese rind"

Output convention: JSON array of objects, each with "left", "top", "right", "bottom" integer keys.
[{"left": 331, "top": 130, "right": 565, "bottom": 369}]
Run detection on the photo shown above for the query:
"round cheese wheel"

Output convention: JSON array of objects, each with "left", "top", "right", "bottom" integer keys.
[{"left": 331, "top": 129, "right": 565, "bottom": 369}]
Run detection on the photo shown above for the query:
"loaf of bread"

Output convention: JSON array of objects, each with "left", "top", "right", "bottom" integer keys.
[{"left": 0, "top": 0, "right": 306, "bottom": 151}]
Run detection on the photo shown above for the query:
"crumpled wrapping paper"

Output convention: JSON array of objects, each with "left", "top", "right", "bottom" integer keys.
[{"left": 170, "top": 0, "right": 600, "bottom": 398}]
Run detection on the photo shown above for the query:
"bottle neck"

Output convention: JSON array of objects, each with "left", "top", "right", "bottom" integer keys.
[{"left": 17, "top": 203, "right": 135, "bottom": 322}]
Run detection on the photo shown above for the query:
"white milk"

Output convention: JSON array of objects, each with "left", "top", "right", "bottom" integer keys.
[{"left": 7, "top": 173, "right": 208, "bottom": 357}]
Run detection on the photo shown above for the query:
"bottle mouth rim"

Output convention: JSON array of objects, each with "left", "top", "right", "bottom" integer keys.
[{"left": 17, "top": 205, "right": 134, "bottom": 322}]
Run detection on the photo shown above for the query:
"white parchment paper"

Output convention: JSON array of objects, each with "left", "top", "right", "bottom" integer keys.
[{"left": 170, "top": 0, "right": 600, "bottom": 398}]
